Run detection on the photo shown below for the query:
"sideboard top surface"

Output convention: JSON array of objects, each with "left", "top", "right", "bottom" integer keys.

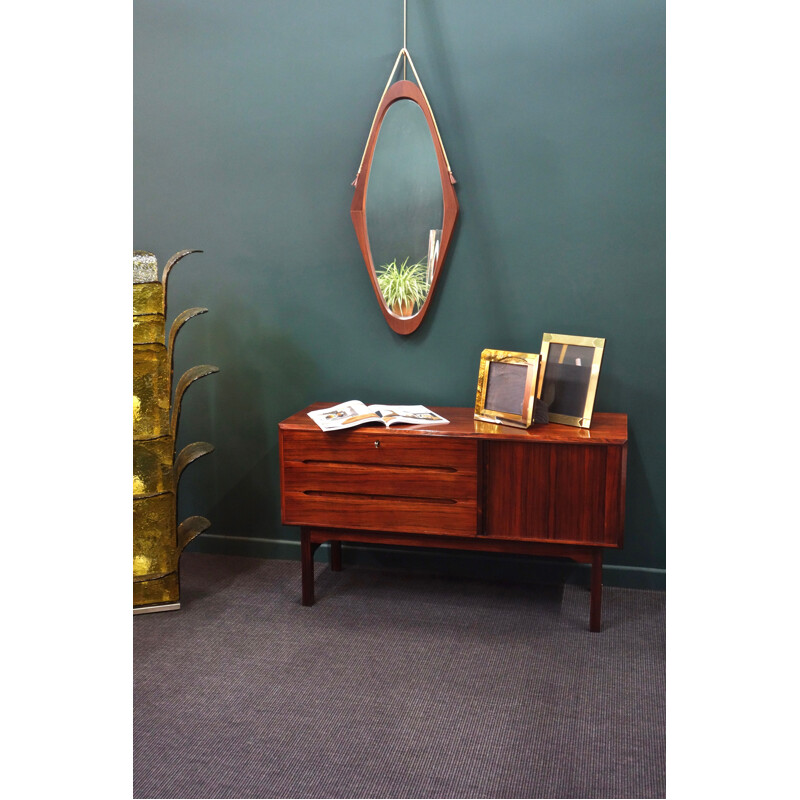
[{"left": 280, "top": 404, "right": 627, "bottom": 445}]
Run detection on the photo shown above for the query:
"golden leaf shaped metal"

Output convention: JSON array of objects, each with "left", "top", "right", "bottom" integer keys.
[
  {"left": 133, "top": 249, "right": 217, "bottom": 613},
  {"left": 167, "top": 306, "right": 208, "bottom": 396},
  {"left": 161, "top": 249, "right": 203, "bottom": 317},
  {"left": 170, "top": 365, "right": 219, "bottom": 441},
  {"left": 174, "top": 442, "right": 215, "bottom": 485},
  {"left": 177, "top": 515, "right": 212, "bottom": 551}
]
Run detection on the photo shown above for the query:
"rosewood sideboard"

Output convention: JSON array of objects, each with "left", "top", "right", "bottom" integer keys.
[{"left": 279, "top": 404, "right": 628, "bottom": 631}]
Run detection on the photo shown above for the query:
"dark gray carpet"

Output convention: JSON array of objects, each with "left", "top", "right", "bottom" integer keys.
[{"left": 134, "top": 553, "right": 665, "bottom": 799}]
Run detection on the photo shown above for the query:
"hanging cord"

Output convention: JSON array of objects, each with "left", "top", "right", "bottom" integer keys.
[
  {"left": 352, "top": 1, "right": 456, "bottom": 188},
  {"left": 352, "top": 47, "right": 457, "bottom": 187},
  {"left": 403, "top": 0, "right": 407, "bottom": 80}
]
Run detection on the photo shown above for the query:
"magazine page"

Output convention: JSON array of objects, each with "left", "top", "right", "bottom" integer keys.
[
  {"left": 368, "top": 405, "right": 449, "bottom": 426},
  {"left": 307, "top": 401, "right": 381, "bottom": 431}
]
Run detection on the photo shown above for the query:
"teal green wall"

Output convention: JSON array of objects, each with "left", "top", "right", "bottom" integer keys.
[{"left": 134, "top": 0, "right": 665, "bottom": 588}]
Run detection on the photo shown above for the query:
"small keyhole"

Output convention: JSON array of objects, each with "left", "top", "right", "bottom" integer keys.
[{"left": 374, "top": 441, "right": 380, "bottom": 448}]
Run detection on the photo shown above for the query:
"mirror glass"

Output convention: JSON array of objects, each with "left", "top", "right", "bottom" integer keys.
[{"left": 366, "top": 99, "right": 443, "bottom": 319}]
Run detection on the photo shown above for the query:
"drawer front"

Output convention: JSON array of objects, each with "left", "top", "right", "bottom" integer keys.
[{"left": 281, "top": 430, "right": 479, "bottom": 535}]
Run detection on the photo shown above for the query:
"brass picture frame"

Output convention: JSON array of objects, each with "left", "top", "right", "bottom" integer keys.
[
  {"left": 474, "top": 349, "right": 540, "bottom": 429},
  {"left": 536, "top": 333, "right": 605, "bottom": 428}
]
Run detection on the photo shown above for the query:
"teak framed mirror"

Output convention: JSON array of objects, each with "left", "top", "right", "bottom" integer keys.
[{"left": 351, "top": 22, "right": 458, "bottom": 335}]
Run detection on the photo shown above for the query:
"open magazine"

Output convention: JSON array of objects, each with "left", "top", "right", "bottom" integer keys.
[{"left": 308, "top": 401, "right": 449, "bottom": 432}]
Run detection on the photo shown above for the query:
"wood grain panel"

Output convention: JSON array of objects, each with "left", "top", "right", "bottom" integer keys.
[
  {"left": 482, "top": 441, "right": 621, "bottom": 546},
  {"left": 550, "top": 445, "right": 608, "bottom": 544},
  {"left": 483, "top": 441, "right": 550, "bottom": 539},
  {"left": 283, "top": 461, "right": 476, "bottom": 501},
  {"left": 284, "top": 491, "right": 477, "bottom": 535},
  {"left": 603, "top": 442, "right": 627, "bottom": 547},
  {"left": 282, "top": 430, "right": 478, "bottom": 471},
  {"left": 280, "top": 405, "right": 629, "bottom": 445}
]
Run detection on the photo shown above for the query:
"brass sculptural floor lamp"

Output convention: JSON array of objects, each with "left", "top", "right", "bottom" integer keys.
[{"left": 133, "top": 250, "right": 218, "bottom": 614}]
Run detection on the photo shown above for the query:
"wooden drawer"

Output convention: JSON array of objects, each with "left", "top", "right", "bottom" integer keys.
[{"left": 281, "top": 430, "right": 479, "bottom": 535}]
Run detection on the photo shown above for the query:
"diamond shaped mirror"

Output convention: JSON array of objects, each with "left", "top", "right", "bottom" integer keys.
[{"left": 351, "top": 45, "right": 458, "bottom": 335}]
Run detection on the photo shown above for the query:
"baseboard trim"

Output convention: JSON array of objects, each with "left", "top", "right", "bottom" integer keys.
[{"left": 188, "top": 534, "right": 665, "bottom": 591}]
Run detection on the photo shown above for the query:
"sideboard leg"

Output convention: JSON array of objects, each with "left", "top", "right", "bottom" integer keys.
[
  {"left": 590, "top": 549, "right": 603, "bottom": 632},
  {"left": 301, "top": 528, "right": 315, "bottom": 606},
  {"left": 330, "top": 540, "right": 342, "bottom": 572}
]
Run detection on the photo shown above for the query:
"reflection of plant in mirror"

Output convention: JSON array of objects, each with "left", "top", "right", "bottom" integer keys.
[{"left": 376, "top": 258, "right": 429, "bottom": 317}]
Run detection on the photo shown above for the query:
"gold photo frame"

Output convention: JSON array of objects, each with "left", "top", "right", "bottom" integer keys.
[
  {"left": 474, "top": 349, "right": 541, "bottom": 429},
  {"left": 537, "top": 333, "right": 605, "bottom": 428}
]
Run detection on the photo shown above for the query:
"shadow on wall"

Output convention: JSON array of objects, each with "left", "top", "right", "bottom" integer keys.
[
  {"left": 605, "top": 371, "right": 664, "bottom": 576},
  {"left": 178, "top": 295, "right": 319, "bottom": 549},
  {"left": 624, "top": 422, "right": 665, "bottom": 574}
]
